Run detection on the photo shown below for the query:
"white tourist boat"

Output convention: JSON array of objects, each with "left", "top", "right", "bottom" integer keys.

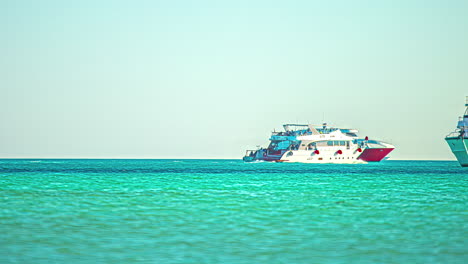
[
  {"left": 243, "top": 123, "right": 394, "bottom": 164},
  {"left": 445, "top": 96, "right": 468, "bottom": 167}
]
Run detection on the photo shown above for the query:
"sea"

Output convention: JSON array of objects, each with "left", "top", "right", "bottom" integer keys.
[{"left": 0, "top": 159, "right": 466, "bottom": 264}]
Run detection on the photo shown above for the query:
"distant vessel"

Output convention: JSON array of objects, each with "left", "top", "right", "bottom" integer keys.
[
  {"left": 445, "top": 96, "right": 468, "bottom": 167},
  {"left": 243, "top": 123, "right": 394, "bottom": 163}
]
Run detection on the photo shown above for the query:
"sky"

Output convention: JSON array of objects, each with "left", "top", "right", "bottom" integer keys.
[{"left": 1, "top": 0, "right": 467, "bottom": 160}]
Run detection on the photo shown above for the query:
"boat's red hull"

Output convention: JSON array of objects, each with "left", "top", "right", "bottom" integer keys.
[{"left": 358, "top": 148, "right": 394, "bottom": 162}]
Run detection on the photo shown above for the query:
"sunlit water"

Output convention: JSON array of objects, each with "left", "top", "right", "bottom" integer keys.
[{"left": 0, "top": 159, "right": 467, "bottom": 263}]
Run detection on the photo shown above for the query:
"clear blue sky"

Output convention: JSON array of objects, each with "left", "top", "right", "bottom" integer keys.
[{"left": 1, "top": 0, "right": 467, "bottom": 159}]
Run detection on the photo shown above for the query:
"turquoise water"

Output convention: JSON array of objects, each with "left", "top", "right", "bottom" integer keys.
[{"left": 0, "top": 159, "right": 467, "bottom": 264}]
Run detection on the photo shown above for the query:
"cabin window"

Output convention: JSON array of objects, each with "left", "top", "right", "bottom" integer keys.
[
  {"left": 315, "top": 141, "right": 327, "bottom": 147},
  {"left": 327, "top": 141, "right": 333, "bottom": 146},
  {"left": 340, "top": 141, "right": 346, "bottom": 146}
]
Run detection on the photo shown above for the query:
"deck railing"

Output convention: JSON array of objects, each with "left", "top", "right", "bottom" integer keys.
[{"left": 446, "top": 131, "right": 467, "bottom": 138}]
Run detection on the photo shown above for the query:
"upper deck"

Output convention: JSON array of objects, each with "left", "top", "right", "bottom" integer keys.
[{"left": 270, "top": 124, "right": 359, "bottom": 141}]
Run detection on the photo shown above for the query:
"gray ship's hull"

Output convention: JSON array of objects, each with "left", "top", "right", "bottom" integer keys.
[{"left": 446, "top": 137, "right": 468, "bottom": 167}]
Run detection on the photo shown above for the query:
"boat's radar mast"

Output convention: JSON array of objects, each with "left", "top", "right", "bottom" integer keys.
[
  {"left": 457, "top": 96, "right": 468, "bottom": 136},
  {"left": 462, "top": 96, "right": 468, "bottom": 122},
  {"left": 465, "top": 96, "right": 468, "bottom": 114}
]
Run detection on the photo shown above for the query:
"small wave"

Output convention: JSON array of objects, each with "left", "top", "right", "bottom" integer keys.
[
  {"left": 28, "top": 160, "right": 64, "bottom": 164},
  {"left": 248, "top": 160, "right": 266, "bottom": 163}
]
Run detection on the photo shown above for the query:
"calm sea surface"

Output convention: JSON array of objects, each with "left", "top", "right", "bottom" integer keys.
[{"left": 0, "top": 159, "right": 466, "bottom": 264}]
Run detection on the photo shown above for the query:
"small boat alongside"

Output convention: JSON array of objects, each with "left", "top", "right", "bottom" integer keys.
[
  {"left": 243, "top": 123, "right": 394, "bottom": 164},
  {"left": 445, "top": 96, "right": 468, "bottom": 167}
]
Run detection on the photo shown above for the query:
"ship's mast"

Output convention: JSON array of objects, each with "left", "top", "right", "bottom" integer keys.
[
  {"left": 458, "top": 96, "right": 468, "bottom": 138},
  {"left": 465, "top": 96, "right": 468, "bottom": 116}
]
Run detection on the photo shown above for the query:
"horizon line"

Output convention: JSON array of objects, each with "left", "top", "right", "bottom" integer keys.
[{"left": 0, "top": 157, "right": 457, "bottom": 161}]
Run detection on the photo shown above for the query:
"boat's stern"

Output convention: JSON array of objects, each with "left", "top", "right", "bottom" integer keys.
[
  {"left": 243, "top": 150, "right": 258, "bottom": 162},
  {"left": 243, "top": 148, "right": 285, "bottom": 162}
]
